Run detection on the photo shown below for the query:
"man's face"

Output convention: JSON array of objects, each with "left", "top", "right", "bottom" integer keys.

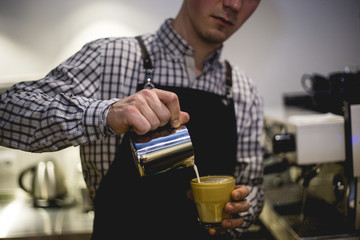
[{"left": 183, "top": 0, "right": 261, "bottom": 44}]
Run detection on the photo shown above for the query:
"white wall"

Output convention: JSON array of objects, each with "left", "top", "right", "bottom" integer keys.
[
  {"left": 224, "top": 0, "right": 360, "bottom": 106},
  {"left": 0, "top": 0, "right": 182, "bottom": 82},
  {"left": 0, "top": 0, "right": 360, "bottom": 106}
]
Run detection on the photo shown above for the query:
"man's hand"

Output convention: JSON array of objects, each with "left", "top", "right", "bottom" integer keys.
[
  {"left": 106, "top": 89, "right": 190, "bottom": 135},
  {"left": 209, "top": 185, "right": 250, "bottom": 235}
]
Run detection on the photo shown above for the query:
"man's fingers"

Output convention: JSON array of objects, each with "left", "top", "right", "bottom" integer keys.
[
  {"left": 153, "top": 89, "right": 188, "bottom": 128},
  {"left": 224, "top": 201, "right": 250, "bottom": 214},
  {"left": 179, "top": 111, "right": 190, "bottom": 126},
  {"left": 221, "top": 218, "right": 244, "bottom": 230},
  {"left": 232, "top": 185, "right": 250, "bottom": 201},
  {"left": 208, "top": 217, "right": 245, "bottom": 235},
  {"left": 106, "top": 88, "right": 189, "bottom": 135},
  {"left": 208, "top": 228, "right": 216, "bottom": 235},
  {"left": 138, "top": 89, "right": 170, "bottom": 128}
]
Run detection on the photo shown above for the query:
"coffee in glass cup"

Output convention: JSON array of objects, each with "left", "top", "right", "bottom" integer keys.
[{"left": 190, "top": 175, "right": 235, "bottom": 229}]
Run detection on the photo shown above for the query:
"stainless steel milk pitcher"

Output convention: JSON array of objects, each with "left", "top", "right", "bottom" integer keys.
[{"left": 130, "top": 125, "right": 194, "bottom": 177}]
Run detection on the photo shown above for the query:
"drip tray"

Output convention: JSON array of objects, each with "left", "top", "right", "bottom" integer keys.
[
  {"left": 261, "top": 184, "right": 359, "bottom": 239},
  {"left": 279, "top": 200, "right": 355, "bottom": 238}
]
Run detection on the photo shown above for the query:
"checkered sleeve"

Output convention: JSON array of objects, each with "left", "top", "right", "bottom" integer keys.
[
  {"left": 230, "top": 67, "right": 264, "bottom": 237},
  {"left": 0, "top": 39, "right": 118, "bottom": 152}
]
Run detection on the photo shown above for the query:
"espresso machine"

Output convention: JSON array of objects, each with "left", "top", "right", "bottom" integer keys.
[{"left": 260, "top": 71, "right": 360, "bottom": 239}]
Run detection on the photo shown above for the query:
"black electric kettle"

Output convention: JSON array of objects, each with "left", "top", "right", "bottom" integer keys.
[{"left": 18, "top": 159, "right": 69, "bottom": 207}]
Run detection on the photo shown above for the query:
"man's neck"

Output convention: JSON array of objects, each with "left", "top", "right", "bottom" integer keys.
[{"left": 172, "top": 11, "right": 221, "bottom": 75}]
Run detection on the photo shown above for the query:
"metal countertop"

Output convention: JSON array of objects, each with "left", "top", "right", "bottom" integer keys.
[{"left": 0, "top": 191, "right": 93, "bottom": 239}]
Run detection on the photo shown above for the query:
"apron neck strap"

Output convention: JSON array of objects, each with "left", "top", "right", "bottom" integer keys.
[
  {"left": 135, "top": 36, "right": 154, "bottom": 89},
  {"left": 224, "top": 60, "right": 233, "bottom": 100},
  {"left": 135, "top": 35, "right": 233, "bottom": 97}
]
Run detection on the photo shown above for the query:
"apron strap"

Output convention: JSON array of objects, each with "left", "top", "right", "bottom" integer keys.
[
  {"left": 224, "top": 60, "right": 233, "bottom": 100},
  {"left": 135, "top": 36, "right": 155, "bottom": 89},
  {"left": 135, "top": 36, "right": 233, "bottom": 98},
  {"left": 135, "top": 36, "right": 153, "bottom": 69}
]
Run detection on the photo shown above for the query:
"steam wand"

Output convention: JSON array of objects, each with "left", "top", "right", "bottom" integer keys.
[{"left": 299, "top": 165, "right": 320, "bottom": 221}]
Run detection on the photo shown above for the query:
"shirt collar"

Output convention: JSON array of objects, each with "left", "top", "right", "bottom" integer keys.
[{"left": 156, "top": 19, "right": 223, "bottom": 67}]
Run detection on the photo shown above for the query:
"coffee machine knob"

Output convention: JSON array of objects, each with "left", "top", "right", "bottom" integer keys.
[{"left": 333, "top": 174, "right": 346, "bottom": 202}]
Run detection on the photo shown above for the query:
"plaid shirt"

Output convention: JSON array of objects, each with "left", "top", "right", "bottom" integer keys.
[{"left": 0, "top": 19, "right": 264, "bottom": 234}]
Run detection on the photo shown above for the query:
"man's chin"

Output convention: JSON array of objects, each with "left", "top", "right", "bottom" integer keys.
[{"left": 202, "top": 29, "right": 232, "bottom": 44}]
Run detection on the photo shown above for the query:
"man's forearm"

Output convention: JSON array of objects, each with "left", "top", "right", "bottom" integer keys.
[{"left": 0, "top": 84, "right": 117, "bottom": 152}]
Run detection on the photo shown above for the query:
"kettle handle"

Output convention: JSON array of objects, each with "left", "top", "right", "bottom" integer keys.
[{"left": 18, "top": 166, "right": 36, "bottom": 194}]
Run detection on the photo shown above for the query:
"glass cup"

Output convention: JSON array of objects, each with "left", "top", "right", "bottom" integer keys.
[{"left": 190, "top": 175, "right": 235, "bottom": 229}]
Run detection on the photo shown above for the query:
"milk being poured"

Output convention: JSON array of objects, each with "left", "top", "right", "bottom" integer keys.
[{"left": 193, "top": 164, "right": 201, "bottom": 183}]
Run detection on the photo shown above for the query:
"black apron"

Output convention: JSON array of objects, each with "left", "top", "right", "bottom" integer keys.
[{"left": 92, "top": 37, "right": 238, "bottom": 240}]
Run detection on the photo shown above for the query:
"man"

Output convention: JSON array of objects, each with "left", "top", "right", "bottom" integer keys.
[{"left": 0, "top": 0, "right": 263, "bottom": 239}]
